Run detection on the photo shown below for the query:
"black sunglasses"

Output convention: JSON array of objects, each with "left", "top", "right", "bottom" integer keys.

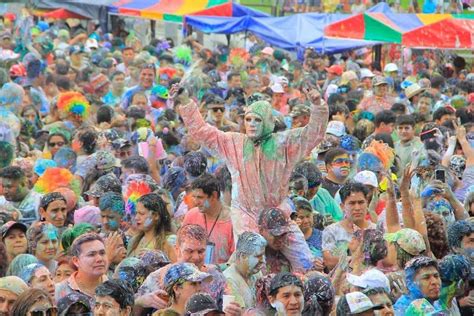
[
  {"left": 30, "top": 307, "right": 58, "bottom": 316},
  {"left": 212, "top": 108, "right": 224, "bottom": 113},
  {"left": 48, "top": 141, "right": 65, "bottom": 147}
]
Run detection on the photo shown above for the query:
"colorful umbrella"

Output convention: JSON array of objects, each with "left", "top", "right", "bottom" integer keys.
[
  {"left": 402, "top": 18, "right": 474, "bottom": 49},
  {"left": 108, "top": 0, "right": 231, "bottom": 22},
  {"left": 40, "top": 8, "right": 88, "bottom": 20},
  {"left": 324, "top": 12, "right": 423, "bottom": 43},
  {"left": 325, "top": 12, "right": 474, "bottom": 46}
]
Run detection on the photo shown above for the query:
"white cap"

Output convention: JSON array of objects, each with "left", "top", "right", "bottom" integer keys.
[
  {"left": 326, "top": 120, "right": 346, "bottom": 137},
  {"left": 345, "top": 292, "right": 375, "bottom": 314},
  {"left": 360, "top": 68, "right": 375, "bottom": 79},
  {"left": 262, "top": 46, "right": 274, "bottom": 56},
  {"left": 384, "top": 63, "right": 398, "bottom": 73},
  {"left": 354, "top": 170, "right": 378, "bottom": 188},
  {"left": 85, "top": 38, "right": 98, "bottom": 49},
  {"left": 346, "top": 269, "right": 390, "bottom": 293},
  {"left": 271, "top": 83, "right": 284, "bottom": 94},
  {"left": 277, "top": 76, "right": 289, "bottom": 85}
]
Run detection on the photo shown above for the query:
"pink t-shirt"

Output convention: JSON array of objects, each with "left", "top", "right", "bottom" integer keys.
[{"left": 182, "top": 207, "right": 235, "bottom": 264}]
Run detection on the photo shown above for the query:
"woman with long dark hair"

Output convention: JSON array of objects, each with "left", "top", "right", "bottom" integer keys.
[{"left": 127, "top": 193, "right": 176, "bottom": 261}]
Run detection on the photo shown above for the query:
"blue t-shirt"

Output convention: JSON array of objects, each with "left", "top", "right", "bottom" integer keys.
[{"left": 306, "top": 229, "right": 323, "bottom": 258}]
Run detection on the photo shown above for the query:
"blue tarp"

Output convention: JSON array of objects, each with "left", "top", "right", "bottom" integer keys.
[
  {"left": 185, "top": 13, "right": 379, "bottom": 53},
  {"left": 231, "top": 3, "right": 270, "bottom": 17}
]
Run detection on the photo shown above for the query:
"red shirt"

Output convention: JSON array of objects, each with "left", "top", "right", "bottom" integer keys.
[{"left": 182, "top": 207, "right": 235, "bottom": 264}]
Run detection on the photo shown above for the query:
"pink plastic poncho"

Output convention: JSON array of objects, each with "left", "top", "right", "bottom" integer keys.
[{"left": 180, "top": 100, "right": 328, "bottom": 271}]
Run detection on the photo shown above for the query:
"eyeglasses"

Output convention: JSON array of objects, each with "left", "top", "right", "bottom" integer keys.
[
  {"left": 212, "top": 108, "right": 225, "bottom": 113},
  {"left": 141, "top": 63, "right": 156, "bottom": 71},
  {"left": 332, "top": 158, "right": 352, "bottom": 165},
  {"left": 48, "top": 142, "right": 65, "bottom": 147},
  {"left": 31, "top": 307, "right": 58, "bottom": 316}
]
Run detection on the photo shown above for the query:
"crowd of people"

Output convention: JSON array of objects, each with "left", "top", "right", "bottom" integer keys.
[{"left": 0, "top": 8, "right": 473, "bottom": 316}]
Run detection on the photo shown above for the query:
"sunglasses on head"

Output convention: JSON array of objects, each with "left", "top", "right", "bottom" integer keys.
[
  {"left": 212, "top": 108, "right": 224, "bottom": 113},
  {"left": 141, "top": 63, "right": 156, "bottom": 70},
  {"left": 30, "top": 307, "right": 58, "bottom": 316},
  {"left": 48, "top": 141, "right": 65, "bottom": 147}
]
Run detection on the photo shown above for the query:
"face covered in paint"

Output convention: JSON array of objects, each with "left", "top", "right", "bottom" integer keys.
[
  {"left": 135, "top": 202, "right": 158, "bottom": 233},
  {"left": 54, "top": 262, "right": 75, "bottom": 283},
  {"left": 244, "top": 101, "right": 275, "bottom": 142},
  {"left": 30, "top": 266, "right": 55, "bottom": 300},
  {"left": 100, "top": 209, "right": 122, "bottom": 232},
  {"left": 328, "top": 154, "right": 351, "bottom": 180},
  {"left": 367, "top": 292, "right": 394, "bottom": 316},
  {"left": 176, "top": 238, "right": 207, "bottom": 269},
  {"left": 238, "top": 246, "right": 266, "bottom": 277},
  {"left": 1, "top": 177, "right": 28, "bottom": 202},
  {"left": 427, "top": 198, "right": 455, "bottom": 226},
  {"left": 35, "top": 229, "right": 59, "bottom": 262},
  {"left": 270, "top": 285, "right": 304, "bottom": 316},
  {"left": 414, "top": 266, "right": 441, "bottom": 301},
  {"left": 192, "top": 189, "right": 217, "bottom": 213}
]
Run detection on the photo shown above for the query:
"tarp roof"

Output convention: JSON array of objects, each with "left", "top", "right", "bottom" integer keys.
[
  {"left": 184, "top": 5, "right": 388, "bottom": 53},
  {"left": 402, "top": 18, "right": 474, "bottom": 49},
  {"left": 108, "top": 0, "right": 242, "bottom": 22},
  {"left": 31, "top": 0, "right": 114, "bottom": 20}
]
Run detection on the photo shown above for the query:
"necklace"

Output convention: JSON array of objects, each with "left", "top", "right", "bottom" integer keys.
[{"left": 203, "top": 207, "right": 222, "bottom": 239}]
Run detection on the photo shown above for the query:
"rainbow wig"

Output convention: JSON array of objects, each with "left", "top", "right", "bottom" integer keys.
[
  {"left": 364, "top": 140, "right": 395, "bottom": 171},
  {"left": 124, "top": 180, "right": 152, "bottom": 221},
  {"left": 57, "top": 92, "right": 90, "bottom": 119},
  {"left": 230, "top": 48, "right": 249, "bottom": 68},
  {"left": 173, "top": 45, "right": 192, "bottom": 67},
  {"left": 34, "top": 167, "right": 81, "bottom": 196}
]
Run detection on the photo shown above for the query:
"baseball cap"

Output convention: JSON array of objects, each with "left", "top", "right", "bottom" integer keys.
[
  {"left": 277, "top": 76, "right": 289, "bottom": 86},
  {"left": 325, "top": 65, "right": 343, "bottom": 76},
  {"left": 340, "top": 71, "right": 358, "bottom": 86},
  {"left": 344, "top": 292, "right": 376, "bottom": 314},
  {"left": 354, "top": 170, "right": 378, "bottom": 188},
  {"left": 258, "top": 208, "right": 291, "bottom": 236},
  {"left": 405, "top": 83, "right": 425, "bottom": 99},
  {"left": 0, "top": 276, "right": 28, "bottom": 296},
  {"left": 111, "top": 138, "right": 131, "bottom": 150},
  {"left": 346, "top": 269, "right": 390, "bottom": 293},
  {"left": 0, "top": 221, "right": 27, "bottom": 240},
  {"left": 85, "top": 173, "right": 122, "bottom": 197},
  {"left": 185, "top": 293, "right": 224, "bottom": 316},
  {"left": 384, "top": 63, "right": 398, "bottom": 73},
  {"left": 163, "top": 263, "right": 212, "bottom": 292},
  {"left": 384, "top": 228, "right": 426, "bottom": 256},
  {"left": 85, "top": 38, "right": 99, "bottom": 50},
  {"left": 372, "top": 75, "right": 388, "bottom": 86},
  {"left": 326, "top": 120, "right": 346, "bottom": 137},
  {"left": 94, "top": 151, "right": 117, "bottom": 171},
  {"left": 271, "top": 83, "right": 284, "bottom": 94},
  {"left": 262, "top": 47, "right": 274, "bottom": 56},
  {"left": 360, "top": 68, "right": 375, "bottom": 79},
  {"left": 290, "top": 104, "right": 311, "bottom": 118},
  {"left": 0, "top": 31, "right": 12, "bottom": 40}
]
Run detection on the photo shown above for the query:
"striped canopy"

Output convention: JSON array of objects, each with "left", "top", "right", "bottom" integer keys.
[
  {"left": 108, "top": 0, "right": 231, "bottom": 22},
  {"left": 402, "top": 18, "right": 474, "bottom": 49},
  {"left": 324, "top": 12, "right": 474, "bottom": 46}
]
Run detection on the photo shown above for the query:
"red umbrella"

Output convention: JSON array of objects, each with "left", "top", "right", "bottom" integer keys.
[
  {"left": 41, "top": 8, "right": 88, "bottom": 20},
  {"left": 402, "top": 18, "right": 474, "bottom": 49}
]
